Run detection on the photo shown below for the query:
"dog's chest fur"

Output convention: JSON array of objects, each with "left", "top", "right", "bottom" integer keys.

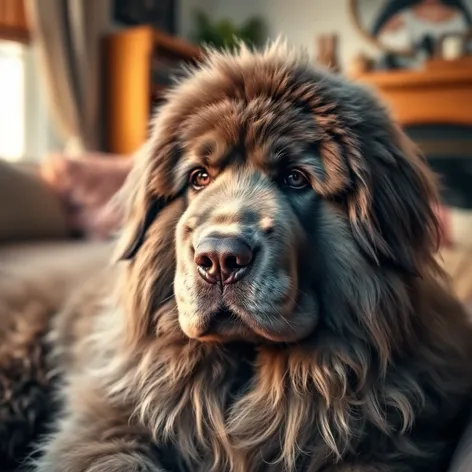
[
  {"left": 154, "top": 343, "right": 258, "bottom": 471},
  {"left": 124, "top": 341, "right": 329, "bottom": 472}
]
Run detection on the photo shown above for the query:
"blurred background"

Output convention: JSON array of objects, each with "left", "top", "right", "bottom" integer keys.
[{"left": 1, "top": 0, "right": 472, "bottom": 310}]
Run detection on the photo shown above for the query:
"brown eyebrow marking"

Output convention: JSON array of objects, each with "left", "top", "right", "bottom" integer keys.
[
  {"left": 260, "top": 216, "right": 275, "bottom": 234},
  {"left": 174, "top": 142, "right": 237, "bottom": 190},
  {"left": 196, "top": 141, "right": 215, "bottom": 160},
  {"left": 190, "top": 131, "right": 236, "bottom": 167}
]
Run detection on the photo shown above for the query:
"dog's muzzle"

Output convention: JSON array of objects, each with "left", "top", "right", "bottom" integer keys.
[{"left": 194, "top": 234, "right": 254, "bottom": 286}]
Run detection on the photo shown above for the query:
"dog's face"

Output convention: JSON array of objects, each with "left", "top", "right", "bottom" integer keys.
[
  {"left": 117, "top": 44, "right": 439, "bottom": 347},
  {"left": 173, "top": 110, "right": 321, "bottom": 343}
]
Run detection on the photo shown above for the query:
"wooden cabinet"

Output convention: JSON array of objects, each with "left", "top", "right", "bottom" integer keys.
[
  {"left": 353, "top": 58, "right": 472, "bottom": 210},
  {"left": 352, "top": 57, "right": 472, "bottom": 128},
  {"left": 104, "top": 26, "right": 201, "bottom": 156}
]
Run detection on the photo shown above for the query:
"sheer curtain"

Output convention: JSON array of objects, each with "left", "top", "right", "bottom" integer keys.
[{"left": 25, "top": 0, "right": 109, "bottom": 154}]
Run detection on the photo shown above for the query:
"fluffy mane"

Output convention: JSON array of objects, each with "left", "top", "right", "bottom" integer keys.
[{"left": 70, "top": 42, "right": 472, "bottom": 472}]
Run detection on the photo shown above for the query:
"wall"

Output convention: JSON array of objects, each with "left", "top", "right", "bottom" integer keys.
[
  {"left": 212, "top": 0, "right": 379, "bottom": 71},
  {"left": 180, "top": 0, "right": 215, "bottom": 39}
]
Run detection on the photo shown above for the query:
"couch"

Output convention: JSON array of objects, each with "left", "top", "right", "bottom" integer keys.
[
  {"left": 0, "top": 159, "right": 112, "bottom": 309},
  {"left": 0, "top": 159, "right": 470, "bottom": 471}
]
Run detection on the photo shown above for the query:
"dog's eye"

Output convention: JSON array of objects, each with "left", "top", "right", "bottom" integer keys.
[
  {"left": 284, "top": 169, "right": 309, "bottom": 190},
  {"left": 189, "top": 168, "right": 211, "bottom": 190}
]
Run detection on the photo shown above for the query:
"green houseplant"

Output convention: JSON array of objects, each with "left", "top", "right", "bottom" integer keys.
[{"left": 193, "top": 9, "right": 267, "bottom": 50}]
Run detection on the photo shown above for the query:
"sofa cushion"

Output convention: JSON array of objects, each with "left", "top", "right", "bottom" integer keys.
[
  {"left": 0, "top": 240, "right": 113, "bottom": 311},
  {"left": 0, "top": 159, "right": 68, "bottom": 242}
]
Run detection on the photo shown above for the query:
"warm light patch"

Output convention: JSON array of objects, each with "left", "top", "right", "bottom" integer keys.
[{"left": 0, "top": 41, "right": 25, "bottom": 161}]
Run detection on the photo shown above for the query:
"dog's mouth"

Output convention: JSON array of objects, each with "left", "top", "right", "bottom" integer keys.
[
  {"left": 195, "top": 305, "right": 299, "bottom": 344},
  {"left": 203, "top": 306, "right": 235, "bottom": 332},
  {"left": 196, "top": 305, "right": 262, "bottom": 342}
]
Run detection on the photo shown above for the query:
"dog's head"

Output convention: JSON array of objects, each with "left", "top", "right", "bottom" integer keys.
[{"left": 116, "top": 43, "right": 440, "bottom": 350}]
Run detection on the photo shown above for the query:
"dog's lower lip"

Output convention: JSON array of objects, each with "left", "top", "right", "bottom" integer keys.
[{"left": 199, "top": 307, "right": 237, "bottom": 336}]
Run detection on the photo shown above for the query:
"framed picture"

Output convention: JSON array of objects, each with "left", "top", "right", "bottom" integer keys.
[
  {"left": 113, "top": 0, "right": 177, "bottom": 35},
  {"left": 350, "top": 0, "right": 472, "bottom": 57}
]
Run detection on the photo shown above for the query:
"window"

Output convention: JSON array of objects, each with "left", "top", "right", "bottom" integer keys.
[
  {"left": 0, "top": 40, "right": 25, "bottom": 161},
  {"left": 0, "top": 40, "right": 61, "bottom": 161}
]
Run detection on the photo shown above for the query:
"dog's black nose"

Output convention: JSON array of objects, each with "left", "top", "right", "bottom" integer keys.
[{"left": 194, "top": 236, "right": 253, "bottom": 285}]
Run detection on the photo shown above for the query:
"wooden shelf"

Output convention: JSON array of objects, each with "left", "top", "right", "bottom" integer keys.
[
  {"left": 104, "top": 27, "right": 201, "bottom": 156},
  {"left": 355, "top": 68, "right": 472, "bottom": 90},
  {"left": 352, "top": 58, "right": 472, "bottom": 127},
  {"left": 153, "top": 29, "right": 202, "bottom": 61}
]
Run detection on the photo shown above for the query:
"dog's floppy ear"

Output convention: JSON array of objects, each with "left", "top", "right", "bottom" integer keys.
[
  {"left": 113, "top": 138, "right": 181, "bottom": 262},
  {"left": 116, "top": 198, "right": 163, "bottom": 261},
  {"left": 348, "top": 123, "right": 440, "bottom": 276}
]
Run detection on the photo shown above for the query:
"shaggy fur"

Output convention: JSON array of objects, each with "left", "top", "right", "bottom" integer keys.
[
  {"left": 0, "top": 269, "right": 66, "bottom": 471},
  {"left": 0, "top": 291, "right": 52, "bottom": 472},
  {"left": 12, "top": 42, "right": 472, "bottom": 471}
]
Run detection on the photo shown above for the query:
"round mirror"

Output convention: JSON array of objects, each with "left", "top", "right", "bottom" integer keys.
[{"left": 349, "top": 0, "right": 472, "bottom": 57}]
